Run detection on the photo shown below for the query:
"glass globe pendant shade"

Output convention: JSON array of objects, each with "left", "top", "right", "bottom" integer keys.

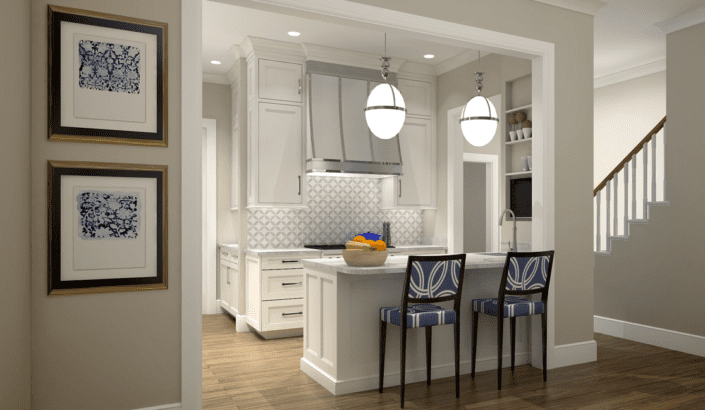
[
  {"left": 365, "top": 83, "right": 406, "bottom": 140},
  {"left": 460, "top": 95, "right": 498, "bottom": 147}
]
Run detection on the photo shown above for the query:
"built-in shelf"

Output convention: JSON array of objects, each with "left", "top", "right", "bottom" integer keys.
[
  {"left": 506, "top": 171, "right": 532, "bottom": 177},
  {"left": 505, "top": 104, "right": 532, "bottom": 114},
  {"left": 505, "top": 137, "right": 532, "bottom": 145}
]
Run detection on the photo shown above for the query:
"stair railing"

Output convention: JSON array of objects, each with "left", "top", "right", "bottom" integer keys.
[{"left": 594, "top": 116, "right": 667, "bottom": 253}]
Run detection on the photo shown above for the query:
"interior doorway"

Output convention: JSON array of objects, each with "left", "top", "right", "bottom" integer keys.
[
  {"left": 202, "top": 119, "right": 218, "bottom": 314},
  {"left": 464, "top": 162, "right": 488, "bottom": 252}
]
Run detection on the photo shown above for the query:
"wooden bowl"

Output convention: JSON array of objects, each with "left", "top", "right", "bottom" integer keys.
[{"left": 342, "top": 250, "right": 388, "bottom": 267}]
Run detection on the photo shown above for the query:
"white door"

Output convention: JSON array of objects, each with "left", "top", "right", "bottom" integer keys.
[
  {"left": 398, "top": 117, "right": 433, "bottom": 206},
  {"left": 258, "top": 59, "right": 302, "bottom": 103},
  {"left": 258, "top": 102, "right": 303, "bottom": 204}
]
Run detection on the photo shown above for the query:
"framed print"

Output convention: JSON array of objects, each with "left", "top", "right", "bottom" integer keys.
[
  {"left": 48, "top": 161, "right": 168, "bottom": 295},
  {"left": 48, "top": 5, "right": 168, "bottom": 146}
]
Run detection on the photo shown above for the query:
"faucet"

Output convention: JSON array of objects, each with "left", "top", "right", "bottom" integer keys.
[{"left": 499, "top": 209, "right": 517, "bottom": 253}]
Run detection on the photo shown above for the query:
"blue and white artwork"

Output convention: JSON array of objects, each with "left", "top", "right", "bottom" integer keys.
[
  {"left": 78, "top": 39, "right": 141, "bottom": 94},
  {"left": 77, "top": 190, "right": 141, "bottom": 240}
]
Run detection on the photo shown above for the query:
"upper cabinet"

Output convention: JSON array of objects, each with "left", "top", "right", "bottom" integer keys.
[
  {"left": 397, "top": 79, "right": 433, "bottom": 117},
  {"left": 258, "top": 59, "right": 303, "bottom": 103}
]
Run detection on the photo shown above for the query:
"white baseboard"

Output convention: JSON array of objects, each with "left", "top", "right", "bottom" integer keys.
[
  {"left": 301, "top": 352, "right": 530, "bottom": 396},
  {"left": 595, "top": 315, "right": 705, "bottom": 357},
  {"left": 133, "top": 403, "right": 181, "bottom": 410},
  {"left": 235, "top": 314, "right": 251, "bottom": 332},
  {"left": 552, "top": 340, "right": 597, "bottom": 369}
]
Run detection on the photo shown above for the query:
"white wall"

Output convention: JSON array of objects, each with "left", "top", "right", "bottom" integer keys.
[{"left": 594, "top": 71, "right": 666, "bottom": 187}]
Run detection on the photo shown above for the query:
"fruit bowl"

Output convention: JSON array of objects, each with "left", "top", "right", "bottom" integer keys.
[{"left": 342, "top": 249, "right": 388, "bottom": 267}]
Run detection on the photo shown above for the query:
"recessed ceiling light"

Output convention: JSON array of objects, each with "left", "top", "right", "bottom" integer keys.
[
  {"left": 424, "top": 54, "right": 435, "bottom": 59},
  {"left": 288, "top": 31, "right": 301, "bottom": 37},
  {"left": 210, "top": 60, "right": 222, "bottom": 65}
]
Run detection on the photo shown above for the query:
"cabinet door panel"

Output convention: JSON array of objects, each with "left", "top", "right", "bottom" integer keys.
[
  {"left": 258, "top": 59, "right": 302, "bottom": 103},
  {"left": 341, "top": 77, "right": 373, "bottom": 161},
  {"left": 258, "top": 103, "right": 302, "bottom": 204},
  {"left": 398, "top": 79, "right": 432, "bottom": 117},
  {"left": 219, "top": 260, "right": 231, "bottom": 311},
  {"left": 398, "top": 118, "right": 433, "bottom": 206}
]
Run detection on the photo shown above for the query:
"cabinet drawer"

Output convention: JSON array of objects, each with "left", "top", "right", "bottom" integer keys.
[
  {"left": 262, "top": 257, "right": 304, "bottom": 270},
  {"left": 261, "top": 299, "right": 304, "bottom": 331},
  {"left": 262, "top": 270, "right": 303, "bottom": 301}
]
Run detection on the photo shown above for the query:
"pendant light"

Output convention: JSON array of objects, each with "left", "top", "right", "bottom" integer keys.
[
  {"left": 365, "top": 33, "right": 406, "bottom": 140},
  {"left": 460, "top": 51, "right": 498, "bottom": 147}
]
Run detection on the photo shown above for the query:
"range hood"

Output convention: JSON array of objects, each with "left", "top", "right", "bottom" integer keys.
[{"left": 306, "top": 61, "right": 403, "bottom": 177}]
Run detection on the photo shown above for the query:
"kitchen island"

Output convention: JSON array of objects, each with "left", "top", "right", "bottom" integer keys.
[{"left": 300, "top": 253, "right": 536, "bottom": 395}]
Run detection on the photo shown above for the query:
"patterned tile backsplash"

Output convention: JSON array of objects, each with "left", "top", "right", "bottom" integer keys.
[{"left": 247, "top": 176, "right": 423, "bottom": 248}]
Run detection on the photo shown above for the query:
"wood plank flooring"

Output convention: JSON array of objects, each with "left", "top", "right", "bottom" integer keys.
[{"left": 203, "top": 314, "right": 705, "bottom": 409}]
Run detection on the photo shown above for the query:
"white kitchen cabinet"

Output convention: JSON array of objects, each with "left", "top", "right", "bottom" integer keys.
[
  {"left": 258, "top": 59, "right": 303, "bottom": 103},
  {"left": 219, "top": 249, "right": 238, "bottom": 317},
  {"left": 398, "top": 78, "right": 433, "bottom": 117}
]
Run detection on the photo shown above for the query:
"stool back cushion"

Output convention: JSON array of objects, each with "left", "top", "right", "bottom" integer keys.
[
  {"left": 408, "top": 259, "right": 462, "bottom": 299},
  {"left": 506, "top": 255, "right": 551, "bottom": 291}
]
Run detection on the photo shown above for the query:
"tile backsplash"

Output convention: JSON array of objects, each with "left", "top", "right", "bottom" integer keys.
[{"left": 247, "top": 176, "right": 423, "bottom": 248}]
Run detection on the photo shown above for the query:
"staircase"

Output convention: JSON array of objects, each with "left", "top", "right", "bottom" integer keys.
[{"left": 594, "top": 116, "right": 667, "bottom": 254}]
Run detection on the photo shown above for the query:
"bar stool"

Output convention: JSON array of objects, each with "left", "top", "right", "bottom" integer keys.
[
  {"left": 379, "top": 253, "right": 467, "bottom": 408},
  {"left": 470, "top": 251, "right": 555, "bottom": 390}
]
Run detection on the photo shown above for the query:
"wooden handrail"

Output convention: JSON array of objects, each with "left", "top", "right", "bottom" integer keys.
[{"left": 593, "top": 115, "right": 666, "bottom": 196}]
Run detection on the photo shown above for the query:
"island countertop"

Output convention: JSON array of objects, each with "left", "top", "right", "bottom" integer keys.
[{"left": 301, "top": 252, "right": 505, "bottom": 275}]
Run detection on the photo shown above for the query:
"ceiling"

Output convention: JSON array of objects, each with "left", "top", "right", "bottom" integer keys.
[
  {"left": 202, "top": 1, "right": 473, "bottom": 76},
  {"left": 594, "top": 0, "right": 705, "bottom": 79}
]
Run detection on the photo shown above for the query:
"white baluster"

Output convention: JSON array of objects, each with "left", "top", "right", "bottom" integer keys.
[
  {"left": 632, "top": 155, "right": 637, "bottom": 219},
  {"left": 613, "top": 172, "right": 618, "bottom": 235},
  {"left": 596, "top": 191, "right": 601, "bottom": 252},
  {"left": 651, "top": 135, "right": 657, "bottom": 202},
  {"left": 662, "top": 126, "right": 667, "bottom": 200},
  {"left": 606, "top": 179, "right": 611, "bottom": 244},
  {"left": 643, "top": 142, "right": 648, "bottom": 219},
  {"left": 624, "top": 164, "right": 629, "bottom": 235}
]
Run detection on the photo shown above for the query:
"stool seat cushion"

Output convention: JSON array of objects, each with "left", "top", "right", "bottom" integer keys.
[
  {"left": 472, "top": 296, "right": 544, "bottom": 318},
  {"left": 380, "top": 304, "right": 455, "bottom": 328}
]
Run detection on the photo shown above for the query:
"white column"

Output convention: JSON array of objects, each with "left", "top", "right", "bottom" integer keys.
[
  {"left": 596, "top": 191, "right": 601, "bottom": 251},
  {"left": 643, "top": 142, "right": 648, "bottom": 218},
  {"left": 631, "top": 155, "right": 637, "bottom": 219},
  {"left": 613, "top": 172, "right": 618, "bottom": 235},
  {"left": 662, "top": 126, "right": 667, "bottom": 200},
  {"left": 624, "top": 165, "right": 629, "bottom": 234},
  {"left": 651, "top": 135, "right": 657, "bottom": 202},
  {"left": 606, "top": 180, "right": 611, "bottom": 244}
]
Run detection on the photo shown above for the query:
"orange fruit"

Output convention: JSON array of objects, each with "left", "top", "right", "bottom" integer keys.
[
  {"left": 371, "top": 240, "right": 386, "bottom": 251},
  {"left": 353, "top": 235, "right": 366, "bottom": 243}
]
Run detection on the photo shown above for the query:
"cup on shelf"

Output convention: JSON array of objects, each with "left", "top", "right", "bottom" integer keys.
[
  {"left": 509, "top": 131, "right": 517, "bottom": 141},
  {"left": 527, "top": 156, "right": 532, "bottom": 171},
  {"left": 521, "top": 157, "right": 528, "bottom": 171},
  {"left": 523, "top": 127, "right": 532, "bottom": 139},
  {"left": 516, "top": 129, "right": 524, "bottom": 139}
]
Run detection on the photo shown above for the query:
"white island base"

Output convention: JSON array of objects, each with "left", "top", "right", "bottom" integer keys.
[{"left": 300, "top": 253, "right": 540, "bottom": 396}]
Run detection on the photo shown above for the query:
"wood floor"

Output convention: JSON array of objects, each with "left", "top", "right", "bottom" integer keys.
[{"left": 203, "top": 314, "right": 705, "bottom": 409}]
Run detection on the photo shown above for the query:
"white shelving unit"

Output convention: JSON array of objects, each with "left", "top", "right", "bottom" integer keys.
[{"left": 504, "top": 74, "right": 533, "bottom": 222}]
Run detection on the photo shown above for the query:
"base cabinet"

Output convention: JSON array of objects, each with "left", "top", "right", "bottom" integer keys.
[{"left": 219, "top": 249, "right": 239, "bottom": 317}]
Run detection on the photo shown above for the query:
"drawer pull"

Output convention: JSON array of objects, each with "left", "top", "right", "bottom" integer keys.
[
  {"left": 282, "top": 312, "right": 303, "bottom": 317},
  {"left": 282, "top": 260, "right": 299, "bottom": 263},
  {"left": 282, "top": 282, "right": 302, "bottom": 286}
]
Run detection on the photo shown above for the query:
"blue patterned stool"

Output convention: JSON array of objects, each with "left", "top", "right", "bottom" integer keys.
[
  {"left": 470, "top": 251, "right": 555, "bottom": 390},
  {"left": 379, "top": 254, "right": 466, "bottom": 408}
]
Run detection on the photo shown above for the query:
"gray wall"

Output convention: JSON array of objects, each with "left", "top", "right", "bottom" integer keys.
[
  {"left": 350, "top": 0, "right": 595, "bottom": 347},
  {"left": 30, "top": 1, "right": 182, "bottom": 409},
  {"left": 594, "top": 21, "right": 705, "bottom": 338},
  {"left": 463, "top": 162, "right": 487, "bottom": 253},
  {"left": 203, "top": 82, "right": 238, "bottom": 244},
  {"left": 0, "top": 0, "right": 32, "bottom": 408}
]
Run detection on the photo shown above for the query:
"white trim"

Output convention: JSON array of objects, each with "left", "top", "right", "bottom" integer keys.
[
  {"left": 202, "top": 119, "right": 217, "bottom": 315},
  {"left": 132, "top": 404, "right": 181, "bottom": 410},
  {"left": 434, "top": 49, "right": 481, "bottom": 76},
  {"left": 202, "top": 73, "right": 229, "bottom": 85},
  {"left": 302, "top": 352, "right": 530, "bottom": 396},
  {"left": 181, "top": 0, "right": 202, "bottom": 409},
  {"left": 185, "top": 0, "right": 561, "bottom": 402},
  {"left": 655, "top": 6, "right": 705, "bottom": 34},
  {"left": 463, "top": 151, "right": 500, "bottom": 253},
  {"left": 595, "top": 315, "right": 705, "bottom": 357},
  {"left": 235, "top": 314, "right": 251, "bottom": 332},
  {"left": 530, "top": 0, "right": 606, "bottom": 16},
  {"left": 552, "top": 340, "right": 597, "bottom": 369},
  {"left": 302, "top": 43, "right": 406, "bottom": 72},
  {"left": 594, "top": 59, "right": 666, "bottom": 89}
]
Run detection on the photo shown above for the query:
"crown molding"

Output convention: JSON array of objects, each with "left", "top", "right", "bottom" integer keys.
[
  {"left": 434, "top": 49, "right": 485, "bottom": 76},
  {"left": 302, "top": 43, "right": 406, "bottom": 72},
  {"left": 240, "top": 36, "right": 306, "bottom": 61},
  {"left": 203, "top": 73, "right": 230, "bottom": 85},
  {"left": 397, "top": 61, "right": 436, "bottom": 78},
  {"left": 654, "top": 6, "right": 705, "bottom": 34},
  {"left": 594, "top": 59, "right": 666, "bottom": 89},
  {"left": 228, "top": 44, "right": 244, "bottom": 60},
  {"left": 530, "top": 0, "right": 606, "bottom": 16}
]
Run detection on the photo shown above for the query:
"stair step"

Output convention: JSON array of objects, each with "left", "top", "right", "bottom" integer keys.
[
  {"left": 628, "top": 219, "right": 648, "bottom": 224},
  {"left": 595, "top": 251, "right": 611, "bottom": 256},
  {"left": 608, "top": 235, "right": 628, "bottom": 241},
  {"left": 647, "top": 201, "right": 669, "bottom": 206}
]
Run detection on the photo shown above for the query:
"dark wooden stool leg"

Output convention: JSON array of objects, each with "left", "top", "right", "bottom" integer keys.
[
  {"left": 401, "top": 326, "right": 407, "bottom": 408},
  {"left": 497, "top": 314, "right": 504, "bottom": 390},
  {"left": 379, "top": 320, "right": 387, "bottom": 393},
  {"left": 542, "top": 312, "right": 548, "bottom": 382},
  {"left": 454, "top": 318, "right": 460, "bottom": 398},
  {"left": 426, "top": 326, "right": 432, "bottom": 385},
  {"left": 510, "top": 317, "right": 516, "bottom": 373},
  {"left": 471, "top": 311, "right": 479, "bottom": 379}
]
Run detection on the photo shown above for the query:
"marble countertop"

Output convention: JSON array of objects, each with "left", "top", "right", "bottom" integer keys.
[
  {"left": 219, "top": 243, "right": 238, "bottom": 252},
  {"left": 301, "top": 252, "right": 504, "bottom": 275},
  {"left": 244, "top": 248, "right": 323, "bottom": 257},
  {"left": 386, "top": 245, "right": 447, "bottom": 253}
]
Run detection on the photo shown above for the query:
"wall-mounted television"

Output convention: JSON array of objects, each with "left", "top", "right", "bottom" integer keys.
[{"left": 510, "top": 177, "right": 532, "bottom": 218}]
